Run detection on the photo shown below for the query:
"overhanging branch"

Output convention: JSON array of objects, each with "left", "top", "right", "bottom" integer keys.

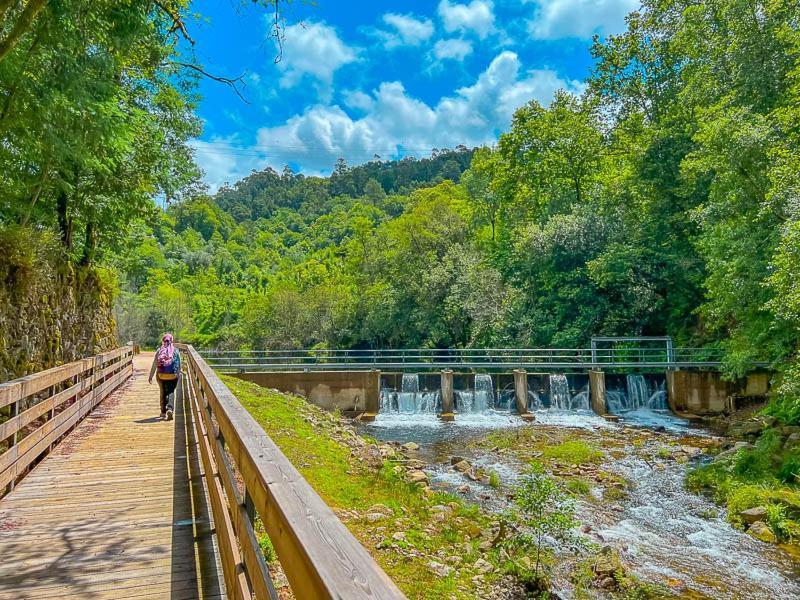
[{"left": 169, "top": 61, "right": 249, "bottom": 103}]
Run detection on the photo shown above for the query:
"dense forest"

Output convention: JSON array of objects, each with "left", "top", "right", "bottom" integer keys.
[{"left": 1, "top": 0, "right": 799, "bottom": 421}]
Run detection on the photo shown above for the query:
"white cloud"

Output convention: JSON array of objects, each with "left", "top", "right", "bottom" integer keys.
[
  {"left": 277, "top": 22, "right": 356, "bottom": 91},
  {"left": 527, "top": 0, "right": 638, "bottom": 40},
  {"left": 342, "top": 89, "right": 375, "bottom": 111},
  {"left": 232, "top": 52, "right": 581, "bottom": 174},
  {"left": 380, "top": 13, "right": 435, "bottom": 48},
  {"left": 191, "top": 137, "right": 263, "bottom": 194},
  {"left": 433, "top": 38, "right": 474, "bottom": 61},
  {"left": 438, "top": 0, "right": 495, "bottom": 39}
]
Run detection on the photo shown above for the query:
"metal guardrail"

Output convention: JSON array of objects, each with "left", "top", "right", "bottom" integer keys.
[
  {"left": 197, "top": 347, "right": 730, "bottom": 372},
  {"left": 179, "top": 344, "right": 406, "bottom": 600}
]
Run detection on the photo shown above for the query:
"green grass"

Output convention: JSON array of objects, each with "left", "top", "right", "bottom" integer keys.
[
  {"left": 542, "top": 440, "right": 603, "bottom": 466},
  {"left": 686, "top": 428, "right": 800, "bottom": 544},
  {"left": 566, "top": 477, "right": 592, "bottom": 497},
  {"left": 224, "top": 376, "right": 504, "bottom": 599}
]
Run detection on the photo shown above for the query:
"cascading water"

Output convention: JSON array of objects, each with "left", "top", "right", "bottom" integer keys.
[
  {"left": 648, "top": 381, "right": 668, "bottom": 410},
  {"left": 456, "top": 374, "right": 494, "bottom": 413},
  {"left": 627, "top": 374, "right": 649, "bottom": 410},
  {"left": 549, "top": 374, "right": 571, "bottom": 410},
  {"left": 379, "top": 374, "right": 438, "bottom": 414},
  {"left": 547, "top": 375, "right": 590, "bottom": 411},
  {"left": 608, "top": 375, "right": 670, "bottom": 414}
]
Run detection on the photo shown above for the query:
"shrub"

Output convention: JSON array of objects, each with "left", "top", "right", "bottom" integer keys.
[
  {"left": 505, "top": 464, "right": 587, "bottom": 591},
  {"left": 778, "top": 451, "right": 800, "bottom": 484}
]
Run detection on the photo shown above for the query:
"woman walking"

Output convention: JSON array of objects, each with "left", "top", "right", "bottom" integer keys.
[{"left": 148, "top": 333, "right": 181, "bottom": 420}]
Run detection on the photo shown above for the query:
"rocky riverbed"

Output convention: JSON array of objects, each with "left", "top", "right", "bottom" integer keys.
[{"left": 359, "top": 410, "right": 800, "bottom": 599}]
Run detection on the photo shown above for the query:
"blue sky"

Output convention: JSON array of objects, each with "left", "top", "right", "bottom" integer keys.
[{"left": 188, "top": 0, "right": 638, "bottom": 191}]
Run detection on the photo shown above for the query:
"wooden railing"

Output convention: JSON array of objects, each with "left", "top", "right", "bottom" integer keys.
[
  {"left": 0, "top": 345, "right": 134, "bottom": 494},
  {"left": 180, "top": 344, "right": 406, "bottom": 600}
]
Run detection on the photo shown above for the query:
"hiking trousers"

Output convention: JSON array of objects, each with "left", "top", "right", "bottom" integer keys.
[{"left": 157, "top": 376, "right": 178, "bottom": 414}]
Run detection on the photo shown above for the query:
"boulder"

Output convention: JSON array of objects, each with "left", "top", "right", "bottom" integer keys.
[
  {"left": 379, "top": 445, "right": 397, "bottom": 458},
  {"left": 402, "top": 442, "right": 420, "bottom": 451},
  {"left": 473, "top": 558, "right": 493, "bottom": 574},
  {"left": 392, "top": 531, "right": 407, "bottom": 542},
  {"left": 738, "top": 421, "right": 764, "bottom": 436},
  {"left": 427, "top": 560, "right": 452, "bottom": 578},
  {"left": 453, "top": 460, "right": 472, "bottom": 473},
  {"left": 740, "top": 506, "right": 768, "bottom": 525},
  {"left": 450, "top": 456, "right": 467, "bottom": 466},
  {"left": 714, "top": 442, "right": 754, "bottom": 463},
  {"left": 747, "top": 521, "right": 777, "bottom": 543},
  {"left": 368, "top": 503, "right": 393, "bottom": 515},
  {"left": 457, "top": 484, "right": 470, "bottom": 494},
  {"left": 407, "top": 470, "right": 429, "bottom": 484},
  {"left": 680, "top": 445, "right": 703, "bottom": 458},
  {"left": 364, "top": 512, "right": 387, "bottom": 523}
]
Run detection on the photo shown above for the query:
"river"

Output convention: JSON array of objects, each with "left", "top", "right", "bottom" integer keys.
[{"left": 360, "top": 409, "right": 800, "bottom": 599}]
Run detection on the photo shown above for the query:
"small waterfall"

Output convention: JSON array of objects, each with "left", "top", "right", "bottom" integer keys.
[
  {"left": 549, "top": 374, "right": 571, "bottom": 410},
  {"left": 627, "top": 374, "right": 649, "bottom": 410},
  {"left": 528, "top": 390, "right": 544, "bottom": 411},
  {"left": 648, "top": 380, "right": 668, "bottom": 410},
  {"left": 607, "top": 375, "right": 669, "bottom": 414},
  {"left": 379, "top": 388, "right": 395, "bottom": 413},
  {"left": 378, "top": 374, "right": 438, "bottom": 414},
  {"left": 474, "top": 374, "right": 494, "bottom": 412},
  {"left": 455, "top": 374, "right": 495, "bottom": 413},
  {"left": 548, "top": 375, "right": 590, "bottom": 411},
  {"left": 606, "top": 390, "right": 626, "bottom": 414},
  {"left": 571, "top": 386, "right": 591, "bottom": 411}
]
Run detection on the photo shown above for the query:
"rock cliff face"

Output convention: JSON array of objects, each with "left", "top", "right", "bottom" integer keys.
[{"left": 0, "top": 228, "right": 117, "bottom": 381}]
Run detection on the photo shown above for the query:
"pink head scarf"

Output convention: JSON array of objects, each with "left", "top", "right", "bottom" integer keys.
[{"left": 160, "top": 333, "right": 175, "bottom": 358}]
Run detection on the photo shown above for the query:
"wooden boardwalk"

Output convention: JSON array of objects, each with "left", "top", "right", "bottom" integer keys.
[{"left": 0, "top": 353, "right": 224, "bottom": 600}]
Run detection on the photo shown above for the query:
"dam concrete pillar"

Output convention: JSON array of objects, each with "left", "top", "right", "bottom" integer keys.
[
  {"left": 514, "top": 369, "right": 535, "bottom": 422},
  {"left": 440, "top": 369, "right": 455, "bottom": 421},
  {"left": 589, "top": 370, "right": 607, "bottom": 415},
  {"left": 361, "top": 369, "right": 380, "bottom": 422}
]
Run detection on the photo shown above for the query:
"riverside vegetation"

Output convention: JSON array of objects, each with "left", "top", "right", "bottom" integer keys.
[{"left": 227, "top": 377, "right": 673, "bottom": 599}]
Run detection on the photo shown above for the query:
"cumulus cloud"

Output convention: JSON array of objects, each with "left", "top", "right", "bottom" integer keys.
[
  {"left": 276, "top": 22, "right": 356, "bottom": 91},
  {"left": 191, "top": 137, "right": 263, "bottom": 194},
  {"left": 217, "top": 52, "right": 581, "bottom": 176},
  {"left": 433, "top": 38, "right": 474, "bottom": 61},
  {"left": 438, "top": 0, "right": 495, "bottom": 39},
  {"left": 380, "top": 13, "right": 435, "bottom": 48},
  {"left": 527, "top": 0, "right": 638, "bottom": 39}
]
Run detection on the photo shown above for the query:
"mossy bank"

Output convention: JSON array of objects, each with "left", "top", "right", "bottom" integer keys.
[{"left": 0, "top": 226, "right": 117, "bottom": 381}]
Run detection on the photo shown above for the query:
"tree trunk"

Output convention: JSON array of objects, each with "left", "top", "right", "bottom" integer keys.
[
  {"left": 56, "top": 189, "right": 72, "bottom": 250},
  {"left": 0, "top": 0, "right": 48, "bottom": 63},
  {"left": 80, "top": 219, "right": 96, "bottom": 266}
]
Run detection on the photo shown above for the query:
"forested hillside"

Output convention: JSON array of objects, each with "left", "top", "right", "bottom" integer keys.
[
  {"left": 2, "top": 0, "right": 799, "bottom": 420},
  {"left": 114, "top": 2, "right": 800, "bottom": 427}
]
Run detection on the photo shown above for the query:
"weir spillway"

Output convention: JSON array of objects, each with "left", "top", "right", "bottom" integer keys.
[{"left": 207, "top": 339, "right": 771, "bottom": 421}]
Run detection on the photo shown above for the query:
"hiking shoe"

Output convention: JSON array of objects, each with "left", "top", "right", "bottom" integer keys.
[{"left": 166, "top": 409, "right": 174, "bottom": 421}]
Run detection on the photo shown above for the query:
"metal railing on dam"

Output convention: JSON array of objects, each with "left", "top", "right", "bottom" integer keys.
[{"left": 200, "top": 346, "right": 732, "bottom": 372}]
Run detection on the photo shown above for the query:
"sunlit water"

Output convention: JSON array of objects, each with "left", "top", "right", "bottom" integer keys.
[
  {"left": 597, "top": 450, "right": 800, "bottom": 598},
  {"left": 358, "top": 409, "right": 800, "bottom": 598}
]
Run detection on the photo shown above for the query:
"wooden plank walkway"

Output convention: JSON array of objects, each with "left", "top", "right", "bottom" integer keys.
[{"left": 0, "top": 353, "right": 224, "bottom": 600}]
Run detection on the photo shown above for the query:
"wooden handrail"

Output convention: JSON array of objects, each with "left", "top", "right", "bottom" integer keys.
[
  {"left": 179, "top": 344, "right": 406, "bottom": 600},
  {"left": 0, "top": 345, "right": 134, "bottom": 494}
]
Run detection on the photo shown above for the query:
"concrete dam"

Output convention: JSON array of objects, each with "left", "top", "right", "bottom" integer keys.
[{"left": 202, "top": 338, "right": 771, "bottom": 422}]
